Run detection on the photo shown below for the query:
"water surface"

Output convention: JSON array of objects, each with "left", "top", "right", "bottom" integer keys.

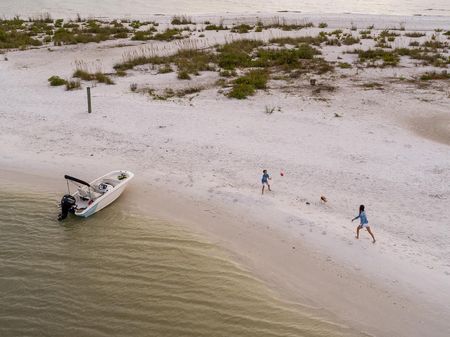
[
  {"left": 0, "top": 186, "right": 359, "bottom": 337},
  {"left": 1, "top": 0, "right": 449, "bottom": 18}
]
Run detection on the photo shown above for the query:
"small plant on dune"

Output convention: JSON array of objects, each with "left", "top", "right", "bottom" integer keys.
[
  {"left": 420, "top": 71, "right": 449, "bottom": 81},
  {"left": 158, "top": 64, "right": 173, "bottom": 73},
  {"left": 177, "top": 70, "right": 191, "bottom": 80},
  {"left": 404, "top": 32, "right": 425, "bottom": 38},
  {"left": 231, "top": 24, "right": 253, "bottom": 34},
  {"left": 205, "top": 24, "right": 228, "bottom": 31},
  {"left": 94, "top": 72, "right": 114, "bottom": 84},
  {"left": 228, "top": 69, "right": 268, "bottom": 99},
  {"left": 130, "top": 83, "right": 138, "bottom": 92},
  {"left": 73, "top": 69, "right": 94, "bottom": 81},
  {"left": 171, "top": 15, "right": 192, "bottom": 25},
  {"left": 342, "top": 35, "right": 360, "bottom": 45},
  {"left": 338, "top": 62, "right": 352, "bottom": 69},
  {"left": 65, "top": 79, "right": 81, "bottom": 90},
  {"left": 48, "top": 75, "right": 67, "bottom": 86},
  {"left": 318, "top": 22, "right": 328, "bottom": 28}
]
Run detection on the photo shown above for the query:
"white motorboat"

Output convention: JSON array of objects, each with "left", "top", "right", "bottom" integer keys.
[{"left": 58, "top": 170, "right": 134, "bottom": 220}]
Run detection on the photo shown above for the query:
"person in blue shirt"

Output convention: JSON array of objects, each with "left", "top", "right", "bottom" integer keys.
[
  {"left": 352, "top": 204, "right": 376, "bottom": 243},
  {"left": 261, "top": 169, "right": 271, "bottom": 195}
]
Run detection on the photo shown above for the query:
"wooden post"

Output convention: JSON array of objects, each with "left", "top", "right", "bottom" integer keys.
[{"left": 87, "top": 87, "right": 92, "bottom": 113}]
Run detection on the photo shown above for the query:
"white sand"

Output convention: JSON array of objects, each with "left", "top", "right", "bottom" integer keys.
[{"left": 1, "top": 13, "right": 449, "bottom": 337}]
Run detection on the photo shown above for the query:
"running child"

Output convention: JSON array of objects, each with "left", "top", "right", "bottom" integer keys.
[{"left": 352, "top": 205, "right": 376, "bottom": 243}]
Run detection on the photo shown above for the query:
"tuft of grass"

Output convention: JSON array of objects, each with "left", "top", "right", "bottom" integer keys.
[
  {"left": 205, "top": 24, "right": 228, "bottom": 31},
  {"left": 338, "top": 62, "right": 352, "bottom": 69},
  {"left": 73, "top": 69, "right": 94, "bottom": 80},
  {"left": 361, "top": 82, "right": 383, "bottom": 89},
  {"left": 48, "top": 75, "right": 67, "bottom": 86},
  {"left": 94, "top": 72, "right": 114, "bottom": 84},
  {"left": 217, "top": 39, "right": 264, "bottom": 69},
  {"left": 229, "top": 69, "right": 268, "bottom": 99},
  {"left": 420, "top": 71, "right": 449, "bottom": 81},
  {"left": 171, "top": 15, "right": 192, "bottom": 25},
  {"left": 66, "top": 79, "right": 81, "bottom": 90},
  {"left": 342, "top": 35, "right": 360, "bottom": 45},
  {"left": 351, "top": 48, "right": 400, "bottom": 66},
  {"left": 318, "top": 22, "right": 328, "bottom": 28},
  {"left": 231, "top": 24, "right": 253, "bottom": 34},
  {"left": 177, "top": 70, "right": 191, "bottom": 80},
  {"left": 404, "top": 32, "right": 425, "bottom": 38},
  {"left": 158, "top": 64, "right": 173, "bottom": 73},
  {"left": 152, "top": 28, "right": 184, "bottom": 41}
]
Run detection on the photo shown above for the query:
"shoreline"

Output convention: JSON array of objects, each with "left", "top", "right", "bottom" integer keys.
[{"left": 1, "top": 160, "right": 449, "bottom": 337}]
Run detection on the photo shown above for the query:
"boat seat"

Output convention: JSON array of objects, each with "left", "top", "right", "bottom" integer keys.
[{"left": 77, "top": 188, "right": 91, "bottom": 200}]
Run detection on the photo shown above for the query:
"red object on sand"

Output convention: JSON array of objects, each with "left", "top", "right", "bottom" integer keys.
[{"left": 280, "top": 171, "right": 284, "bottom": 176}]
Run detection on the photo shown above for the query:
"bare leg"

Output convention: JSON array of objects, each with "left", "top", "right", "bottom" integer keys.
[
  {"left": 367, "top": 227, "right": 376, "bottom": 243},
  {"left": 268, "top": 183, "right": 271, "bottom": 191},
  {"left": 356, "top": 225, "right": 360, "bottom": 239},
  {"left": 262, "top": 185, "right": 265, "bottom": 195}
]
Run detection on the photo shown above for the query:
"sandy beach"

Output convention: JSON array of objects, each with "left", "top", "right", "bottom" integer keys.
[{"left": 1, "top": 11, "right": 449, "bottom": 337}]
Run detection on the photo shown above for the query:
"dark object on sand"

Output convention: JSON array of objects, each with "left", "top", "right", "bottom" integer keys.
[{"left": 321, "top": 196, "right": 327, "bottom": 203}]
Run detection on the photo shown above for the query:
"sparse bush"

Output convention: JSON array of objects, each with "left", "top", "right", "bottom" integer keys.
[
  {"left": 338, "top": 62, "right": 351, "bottom": 69},
  {"left": 231, "top": 24, "right": 253, "bottom": 34},
  {"left": 318, "top": 22, "right": 328, "bottom": 28},
  {"left": 66, "top": 79, "right": 81, "bottom": 90},
  {"left": 94, "top": 72, "right": 114, "bottom": 84},
  {"left": 158, "top": 64, "right": 173, "bottom": 73},
  {"left": 130, "top": 83, "right": 138, "bottom": 91},
  {"left": 73, "top": 69, "right": 94, "bottom": 81},
  {"left": 205, "top": 24, "right": 228, "bottom": 31},
  {"left": 420, "top": 71, "right": 449, "bottom": 81},
  {"left": 177, "top": 70, "right": 191, "bottom": 80},
  {"left": 228, "top": 83, "right": 255, "bottom": 99},
  {"left": 48, "top": 75, "right": 67, "bottom": 86},
  {"left": 404, "top": 32, "right": 425, "bottom": 38},
  {"left": 171, "top": 15, "right": 192, "bottom": 25}
]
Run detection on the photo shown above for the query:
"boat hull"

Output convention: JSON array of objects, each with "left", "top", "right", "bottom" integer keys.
[{"left": 72, "top": 170, "right": 134, "bottom": 218}]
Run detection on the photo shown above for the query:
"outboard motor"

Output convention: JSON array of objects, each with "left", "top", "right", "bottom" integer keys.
[{"left": 58, "top": 194, "right": 76, "bottom": 221}]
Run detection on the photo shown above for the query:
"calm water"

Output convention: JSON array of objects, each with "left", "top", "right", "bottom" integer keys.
[
  {"left": 0, "top": 186, "right": 360, "bottom": 337},
  {"left": 0, "top": 0, "right": 449, "bottom": 18}
]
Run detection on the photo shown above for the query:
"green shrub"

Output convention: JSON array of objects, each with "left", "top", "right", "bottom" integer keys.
[
  {"left": 171, "top": 15, "right": 192, "bottom": 25},
  {"left": 228, "top": 83, "right": 255, "bottom": 99},
  {"left": 338, "top": 62, "right": 351, "bottom": 69},
  {"left": 48, "top": 75, "right": 67, "bottom": 86},
  {"left": 205, "top": 24, "right": 228, "bottom": 31},
  {"left": 404, "top": 32, "right": 425, "bottom": 38},
  {"left": 231, "top": 24, "right": 253, "bottom": 34},
  {"left": 73, "top": 69, "right": 94, "bottom": 80},
  {"left": 177, "top": 70, "right": 191, "bottom": 79},
  {"left": 318, "top": 22, "right": 328, "bottom": 28},
  {"left": 94, "top": 72, "right": 114, "bottom": 84}
]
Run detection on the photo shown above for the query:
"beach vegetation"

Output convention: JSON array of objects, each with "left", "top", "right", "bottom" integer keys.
[
  {"left": 404, "top": 32, "right": 425, "bottom": 38},
  {"left": 338, "top": 62, "right": 352, "bottom": 69},
  {"left": 205, "top": 24, "right": 228, "bottom": 31},
  {"left": 231, "top": 24, "right": 253, "bottom": 34},
  {"left": 152, "top": 28, "right": 185, "bottom": 41},
  {"left": 342, "top": 35, "right": 360, "bottom": 45},
  {"left": 48, "top": 75, "right": 67, "bottom": 86},
  {"left": 158, "top": 64, "right": 173, "bottom": 73},
  {"left": 318, "top": 22, "right": 328, "bottom": 28},
  {"left": 73, "top": 69, "right": 114, "bottom": 84},
  {"left": 419, "top": 71, "right": 449, "bottom": 81},
  {"left": 409, "top": 41, "right": 420, "bottom": 47},
  {"left": 65, "top": 79, "right": 81, "bottom": 90},
  {"left": 269, "top": 34, "right": 328, "bottom": 46},
  {"left": 361, "top": 82, "right": 383, "bottom": 89},
  {"left": 351, "top": 48, "right": 400, "bottom": 66},
  {"left": 228, "top": 69, "right": 268, "bottom": 99},
  {"left": 171, "top": 15, "right": 192, "bottom": 25}
]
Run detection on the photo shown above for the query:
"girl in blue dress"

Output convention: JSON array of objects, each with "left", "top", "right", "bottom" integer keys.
[{"left": 352, "top": 205, "right": 376, "bottom": 243}]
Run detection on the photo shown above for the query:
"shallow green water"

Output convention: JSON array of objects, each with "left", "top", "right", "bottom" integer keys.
[{"left": 0, "top": 187, "right": 357, "bottom": 337}]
